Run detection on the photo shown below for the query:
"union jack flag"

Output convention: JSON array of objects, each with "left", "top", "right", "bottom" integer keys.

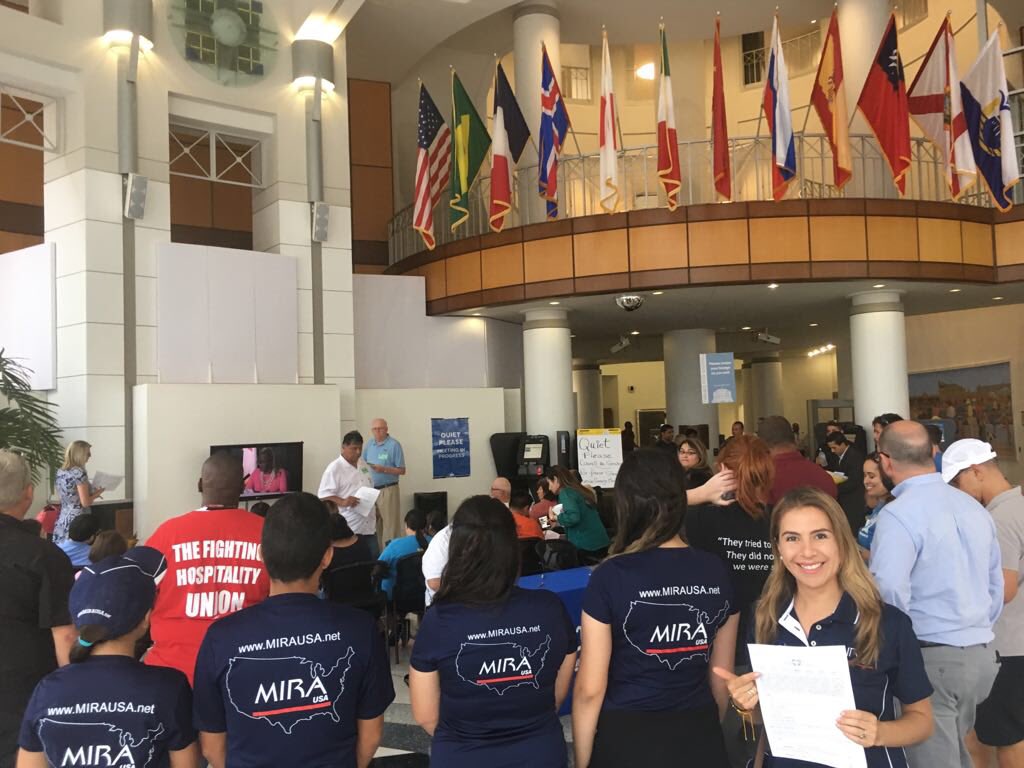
[{"left": 538, "top": 45, "right": 571, "bottom": 219}]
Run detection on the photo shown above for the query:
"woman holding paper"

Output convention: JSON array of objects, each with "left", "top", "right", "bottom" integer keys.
[
  {"left": 714, "top": 487, "right": 933, "bottom": 768},
  {"left": 53, "top": 440, "right": 104, "bottom": 543}
]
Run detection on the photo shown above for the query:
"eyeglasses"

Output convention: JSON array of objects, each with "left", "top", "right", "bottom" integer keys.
[{"left": 678, "top": 449, "right": 699, "bottom": 456}]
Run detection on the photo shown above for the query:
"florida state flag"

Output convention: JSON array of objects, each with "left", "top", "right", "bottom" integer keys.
[{"left": 856, "top": 14, "right": 912, "bottom": 194}]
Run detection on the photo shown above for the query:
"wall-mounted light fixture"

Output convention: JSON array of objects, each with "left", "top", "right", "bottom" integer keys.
[
  {"left": 291, "top": 38, "right": 336, "bottom": 92},
  {"left": 102, "top": 0, "right": 154, "bottom": 51}
]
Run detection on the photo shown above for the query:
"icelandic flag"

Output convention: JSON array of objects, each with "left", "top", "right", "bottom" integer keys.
[
  {"left": 538, "top": 44, "right": 570, "bottom": 219},
  {"left": 960, "top": 32, "right": 1021, "bottom": 211},
  {"left": 762, "top": 16, "right": 796, "bottom": 200}
]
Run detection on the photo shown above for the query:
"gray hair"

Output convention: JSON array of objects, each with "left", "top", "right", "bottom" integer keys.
[{"left": 0, "top": 450, "right": 31, "bottom": 511}]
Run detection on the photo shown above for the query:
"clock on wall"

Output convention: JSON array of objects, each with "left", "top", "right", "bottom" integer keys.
[{"left": 167, "top": 0, "right": 279, "bottom": 87}]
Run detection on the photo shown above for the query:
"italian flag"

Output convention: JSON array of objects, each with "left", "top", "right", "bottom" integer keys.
[{"left": 656, "top": 25, "right": 681, "bottom": 210}]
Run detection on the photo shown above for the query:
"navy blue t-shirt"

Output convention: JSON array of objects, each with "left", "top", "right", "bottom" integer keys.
[
  {"left": 192, "top": 592, "right": 395, "bottom": 768},
  {"left": 410, "top": 586, "right": 578, "bottom": 768},
  {"left": 582, "top": 546, "right": 737, "bottom": 712},
  {"left": 762, "top": 593, "right": 933, "bottom": 768},
  {"left": 19, "top": 655, "right": 195, "bottom": 767}
]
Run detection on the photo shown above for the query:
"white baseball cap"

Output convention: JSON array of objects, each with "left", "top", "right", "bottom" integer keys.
[{"left": 941, "top": 438, "right": 998, "bottom": 484}]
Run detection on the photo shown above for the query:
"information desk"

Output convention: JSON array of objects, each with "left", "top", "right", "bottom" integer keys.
[{"left": 517, "top": 566, "right": 592, "bottom": 715}]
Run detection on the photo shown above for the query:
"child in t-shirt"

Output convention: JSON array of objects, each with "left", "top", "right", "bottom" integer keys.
[
  {"left": 57, "top": 513, "right": 100, "bottom": 567},
  {"left": 17, "top": 547, "right": 199, "bottom": 768}
]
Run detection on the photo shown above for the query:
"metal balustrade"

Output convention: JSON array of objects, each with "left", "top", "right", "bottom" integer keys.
[{"left": 388, "top": 131, "right": 1020, "bottom": 265}]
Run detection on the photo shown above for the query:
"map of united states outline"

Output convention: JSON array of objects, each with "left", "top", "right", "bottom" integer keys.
[
  {"left": 37, "top": 718, "right": 164, "bottom": 768},
  {"left": 622, "top": 600, "right": 731, "bottom": 670},
  {"left": 455, "top": 635, "right": 552, "bottom": 695},
  {"left": 225, "top": 649, "right": 355, "bottom": 735}
]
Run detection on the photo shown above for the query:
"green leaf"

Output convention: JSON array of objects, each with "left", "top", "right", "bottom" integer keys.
[{"left": 0, "top": 348, "right": 64, "bottom": 485}]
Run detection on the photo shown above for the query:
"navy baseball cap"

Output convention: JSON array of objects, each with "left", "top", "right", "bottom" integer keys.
[{"left": 69, "top": 546, "right": 167, "bottom": 638}]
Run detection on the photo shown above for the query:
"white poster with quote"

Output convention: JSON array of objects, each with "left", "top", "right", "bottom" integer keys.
[{"left": 576, "top": 428, "right": 623, "bottom": 489}]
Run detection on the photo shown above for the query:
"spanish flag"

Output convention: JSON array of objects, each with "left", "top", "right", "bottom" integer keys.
[
  {"left": 449, "top": 71, "right": 491, "bottom": 233},
  {"left": 810, "top": 10, "right": 852, "bottom": 189}
]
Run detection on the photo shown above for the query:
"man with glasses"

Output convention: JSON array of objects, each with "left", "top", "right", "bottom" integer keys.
[
  {"left": 942, "top": 439, "right": 1024, "bottom": 768},
  {"left": 870, "top": 421, "right": 1003, "bottom": 768}
]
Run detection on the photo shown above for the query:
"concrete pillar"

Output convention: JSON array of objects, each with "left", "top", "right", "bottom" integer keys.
[
  {"left": 573, "top": 363, "right": 603, "bottom": 429},
  {"left": 663, "top": 329, "right": 719, "bottom": 443},
  {"left": 513, "top": 0, "right": 559, "bottom": 224},
  {"left": 523, "top": 308, "right": 574, "bottom": 452},
  {"left": 850, "top": 291, "right": 910, "bottom": 448},
  {"left": 838, "top": 0, "right": 890, "bottom": 131},
  {"left": 750, "top": 354, "right": 784, "bottom": 427}
]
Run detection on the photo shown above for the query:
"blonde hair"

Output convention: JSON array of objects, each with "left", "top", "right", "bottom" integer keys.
[
  {"left": 61, "top": 440, "right": 92, "bottom": 471},
  {"left": 0, "top": 450, "right": 31, "bottom": 510},
  {"left": 754, "top": 487, "right": 883, "bottom": 667}
]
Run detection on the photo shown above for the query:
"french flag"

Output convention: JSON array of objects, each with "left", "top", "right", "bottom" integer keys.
[{"left": 763, "top": 16, "right": 796, "bottom": 200}]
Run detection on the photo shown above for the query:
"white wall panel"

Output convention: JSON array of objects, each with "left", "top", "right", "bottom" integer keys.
[{"left": 0, "top": 243, "right": 56, "bottom": 390}]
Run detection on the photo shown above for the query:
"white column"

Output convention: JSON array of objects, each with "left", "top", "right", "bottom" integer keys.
[
  {"left": 850, "top": 291, "right": 909, "bottom": 447},
  {"left": 513, "top": 0, "right": 559, "bottom": 224},
  {"left": 838, "top": 0, "right": 890, "bottom": 129},
  {"left": 663, "top": 329, "right": 720, "bottom": 442},
  {"left": 750, "top": 354, "right": 784, "bottom": 426},
  {"left": 523, "top": 309, "right": 574, "bottom": 452},
  {"left": 573, "top": 363, "right": 603, "bottom": 429}
]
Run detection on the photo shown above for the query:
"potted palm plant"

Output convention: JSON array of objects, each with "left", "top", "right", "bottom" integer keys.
[{"left": 0, "top": 348, "right": 63, "bottom": 483}]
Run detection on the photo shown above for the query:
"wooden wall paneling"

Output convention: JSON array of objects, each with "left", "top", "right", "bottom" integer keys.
[
  {"left": 809, "top": 216, "right": 867, "bottom": 261},
  {"left": 573, "top": 229, "right": 628, "bottom": 276},
  {"left": 421, "top": 259, "right": 447, "bottom": 301},
  {"left": 211, "top": 183, "right": 253, "bottom": 232},
  {"left": 749, "top": 217, "right": 809, "bottom": 263},
  {"left": 481, "top": 243, "right": 525, "bottom": 288},
  {"left": 994, "top": 221, "right": 1024, "bottom": 266},
  {"left": 445, "top": 250, "right": 482, "bottom": 295},
  {"left": 917, "top": 218, "right": 962, "bottom": 263},
  {"left": 0, "top": 230, "right": 43, "bottom": 254},
  {"left": 351, "top": 165, "right": 394, "bottom": 243},
  {"left": 0, "top": 143, "right": 43, "bottom": 205},
  {"left": 628, "top": 223, "right": 687, "bottom": 271},
  {"left": 170, "top": 176, "right": 214, "bottom": 228},
  {"left": 962, "top": 221, "right": 994, "bottom": 266},
  {"left": 524, "top": 235, "right": 573, "bottom": 282},
  {"left": 348, "top": 80, "right": 392, "bottom": 168},
  {"left": 688, "top": 219, "right": 749, "bottom": 267},
  {"left": 866, "top": 216, "right": 918, "bottom": 261}
]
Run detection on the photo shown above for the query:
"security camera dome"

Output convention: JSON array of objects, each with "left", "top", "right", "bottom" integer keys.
[{"left": 615, "top": 294, "right": 644, "bottom": 312}]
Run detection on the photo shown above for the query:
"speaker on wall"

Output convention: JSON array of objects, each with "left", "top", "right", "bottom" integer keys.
[
  {"left": 311, "top": 201, "right": 329, "bottom": 242},
  {"left": 124, "top": 173, "right": 148, "bottom": 220}
]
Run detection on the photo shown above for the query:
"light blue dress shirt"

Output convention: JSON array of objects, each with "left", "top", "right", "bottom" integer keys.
[
  {"left": 363, "top": 435, "right": 405, "bottom": 488},
  {"left": 870, "top": 472, "right": 1003, "bottom": 645}
]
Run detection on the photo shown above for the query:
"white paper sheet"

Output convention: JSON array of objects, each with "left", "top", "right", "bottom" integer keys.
[
  {"left": 748, "top": 643, "right": 867, "bottom": 768},
  {"left": 91, "top": 471, "right": 124, "bottom": 494},
  {"left": 353, "top": 486, "right": 380, "bottom": 518}
]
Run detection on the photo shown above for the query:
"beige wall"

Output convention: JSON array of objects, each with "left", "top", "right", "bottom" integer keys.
[{"left": 600, "top": 361, "right": 666, "bottom": 428}]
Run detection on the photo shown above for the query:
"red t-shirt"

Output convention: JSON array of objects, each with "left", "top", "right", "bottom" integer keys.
[
  {"left": 769, "top": 451, "right": 839, "bottom": 506},
  {"left": 513, "top": 511, "right": 544, "bottom": 540},
  {"left": 144, "top": 507, "right": 269, "bottom": 684}
]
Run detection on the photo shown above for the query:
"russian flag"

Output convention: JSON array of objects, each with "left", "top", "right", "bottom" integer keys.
[{"left": 762, "top": 16, "right": 796, "bottom": 200}]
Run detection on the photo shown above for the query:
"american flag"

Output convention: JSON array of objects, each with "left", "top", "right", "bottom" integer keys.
[
  {"left": 539, "top": 45, "right": 570, "bottom": 219},
  {"left": 413, "top": 84, "right": 451, "bottom": 250}
]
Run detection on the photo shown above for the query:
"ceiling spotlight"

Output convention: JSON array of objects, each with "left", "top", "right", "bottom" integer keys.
[
  {"left": 873, "top": 283, "right": 886, "bottom": 288},
  {"left": 652, "top": 291, "right": 664, "bottom": 295},
  {"left": 810, "top": 18, "right": 818, "bottom": 23},
  {"left": 549, "top": 301, "right": 561, "bottom": 305},
  {"left": 809, "top": 322, "right": 819, "bottom": 327},
  {"left": 949, "top": 288, "right": 962, "bottom": 293},
  {"left": 634, "top": 62, "right": 656, "bottom": 80},
  {"left": 630, "top": 330, "right": 640, "bottom": 336},
  {"left": 471, "top": 312, "right": 481, "bottom": 317},
  {"left": 741, "top": 326, "right": 752, "bottom": 331},
  {"left": 767, "top": 283, "right": 780, "bottom": 290},
  {"left": 993, "top": 296, "right": 1005, "bottom": 301}
]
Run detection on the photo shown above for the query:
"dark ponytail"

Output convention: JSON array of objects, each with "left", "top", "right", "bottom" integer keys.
[
  {"left": 404, "top": 509, "right": 429, "bottom": 550},
  {"left": 69, "top": 625, "right": 111, "bottom": 663}
]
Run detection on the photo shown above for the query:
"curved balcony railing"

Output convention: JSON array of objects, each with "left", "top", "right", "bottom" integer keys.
[{"left": 388, "top": 132, "right": 1020, "bottom": 266}]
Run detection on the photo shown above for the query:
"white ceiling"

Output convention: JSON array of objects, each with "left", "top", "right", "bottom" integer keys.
[
  {"left": 450, "top": 280, "right": 1024, "bottom": 365},
  {"left": 344, "top": 0, "right": 837, "bottom": 83}
]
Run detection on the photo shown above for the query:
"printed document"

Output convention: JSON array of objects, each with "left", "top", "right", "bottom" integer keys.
[{"left": 353, "top": 486, "right": 380, "bottom": 518}]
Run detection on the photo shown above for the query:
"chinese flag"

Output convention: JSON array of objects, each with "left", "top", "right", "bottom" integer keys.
[{"left": 856, "top": 14, "right": 911, "bottom": 194}]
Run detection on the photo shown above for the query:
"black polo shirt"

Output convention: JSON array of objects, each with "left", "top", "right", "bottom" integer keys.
[
  {"left": 0, "top": 513, "right": 74, "bottom": 766},
  {"left": 761, "top": 592, "right": 933, "bottom": 768}
]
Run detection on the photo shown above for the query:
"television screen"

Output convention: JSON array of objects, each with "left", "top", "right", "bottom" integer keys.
[
  {"left": 209, "top": 442, "right": 304, "bottom": 500},
  {"left": 522, "top": 442, "right": 544, "bottom": 461}
]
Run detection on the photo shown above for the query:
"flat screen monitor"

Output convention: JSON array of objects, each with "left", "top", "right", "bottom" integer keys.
[
  {"left": 522, "top": 442, "right": 544, "bottom": 461},
  {"left": 209, "top": 442, "right": 304, "bottom": 501}
]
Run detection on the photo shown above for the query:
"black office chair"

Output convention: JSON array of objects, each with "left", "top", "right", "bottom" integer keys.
[
  {"left": 387, "top": 552, "right": 426, "bottom": 664},
  {"left": 535, "top": 539, "right": 579, "bottom": 572},
  {"left": 519, "top": 538, "right": 544, "bottom": 576},
  {"left": 323, "top": 561, "right": 386, "bottom": 621}
]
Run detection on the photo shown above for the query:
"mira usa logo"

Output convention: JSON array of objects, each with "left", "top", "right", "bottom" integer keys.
[
  {"left": 36, "top": 719, "right": 164, "bottom": 767},
  {"left": 623, "top": 600, "right": 731, "bottom": 669},
  {"left": 225, "top": 651, "right": 354, "bottom": 734},
  {"left": 455, "top": 636, "right": 551, "bottom": 695}
]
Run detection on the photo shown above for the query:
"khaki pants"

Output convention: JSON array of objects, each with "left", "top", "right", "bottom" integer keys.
[{"left": 374, "top": 484, "right": 403, "bottom": 546}]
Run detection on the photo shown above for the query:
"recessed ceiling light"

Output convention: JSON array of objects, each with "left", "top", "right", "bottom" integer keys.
[
  {"left": 471, "top": 312, "right": 481, "bottom": 317},
  {"left": 741, "top": 326, "right": 752, "bottom": 331},
  {"left": 652, "top": 291, "right": 664, "bottom": 295},
  {"left": 767, "top": 283, "right": 779, "bottom": 290},
  {"left": 810, "top": 18, "right": 818, "bottom": 24},
  {"left": 549, "top": 300, "right": 560, "bottom": 305},
  {"left": 993, "top": 296, "right": 1005, "bottom": 301},
  {"left": 873, "top": 283, "right": 886, "bottom": 289},
  {"left": 630, "top": 330, "right": 640, "bottom": 336},
  {"left": 809, "top": 323, "right": 819, "bottom": 327},
  {"left": 570, "top": 334, "right": 576, "bottom": 338},
  {"left": 949, "top": 288, "right": 962, "bottom": 293}
]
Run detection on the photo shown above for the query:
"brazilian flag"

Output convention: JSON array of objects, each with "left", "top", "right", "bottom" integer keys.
[{"left": 449, "top": 72, "right": 491, "bottom": 232}]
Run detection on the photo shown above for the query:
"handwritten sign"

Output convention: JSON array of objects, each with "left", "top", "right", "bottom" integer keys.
[{"left": 576, "top": 428, "right": 623, "bottom": 489}]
